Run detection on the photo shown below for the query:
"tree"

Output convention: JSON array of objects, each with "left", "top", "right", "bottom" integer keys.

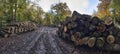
[
  {"left": 51, "top": 2, "right": 71, "bottom": 25},
  {"left": 0, "top": 0, "right": 28, "bottom": 22},
  {"left": 97, "top": 0, "right": 112, "bottom": 18},
  {"left": 110, "top": 0, "right": 120, "bottom": 23},
  {"left": 111, "top": 0, "right": 120, "bottom": 12},
  {"left": 0, "top": 0, "right": 44, "bottom": 23},
  {"left": 44, "top": 12, "right": 54, "bottom": 25},
  {"left": 35, "top": 7, "right": 44, "bottom": 24}
]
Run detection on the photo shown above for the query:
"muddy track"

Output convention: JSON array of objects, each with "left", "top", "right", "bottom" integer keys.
[
  {"left": 0, "top": 28, "right": 42, "bottom": 54},
  {"left": 0, "top": 27, "right": 118, "bottom": 54},
  {"left": 29, "top": 27, "right": 63, "bottom": 54}
]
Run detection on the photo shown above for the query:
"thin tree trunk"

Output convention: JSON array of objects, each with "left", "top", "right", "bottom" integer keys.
[{"left": 14, "top": 0, "right": 17, "bottom": 22}]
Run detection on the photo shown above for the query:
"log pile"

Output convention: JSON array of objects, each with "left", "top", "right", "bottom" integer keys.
[
  {"left": 0, "top": 21, "right": 37, "bottom": 37},
  {"left": 57, "top": 11, "right": 120, "bottom": 51}
]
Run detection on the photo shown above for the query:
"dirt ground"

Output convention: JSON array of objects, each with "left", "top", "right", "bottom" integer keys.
[{"left": 0, "top": 27, "right": 119, "bottom": 54}]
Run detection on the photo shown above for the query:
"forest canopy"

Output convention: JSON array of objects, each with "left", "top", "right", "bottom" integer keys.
[{"left": 0, "top": 0, "right": 120, "bottom": 27}]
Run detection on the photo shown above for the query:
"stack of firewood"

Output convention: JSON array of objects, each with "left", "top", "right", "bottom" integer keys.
[
  {"left": 57, "top": 11, "right": 120, "bottom": 51},
  {"left": 0, "top": 21, "right": 37, "bottom": 37}
]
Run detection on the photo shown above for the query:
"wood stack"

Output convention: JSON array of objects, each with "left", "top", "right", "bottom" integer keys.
[
  {"left": 0, "top": 21, "right": 37, "bottom": 37},
  {"left": 57, "top": 11, "right": 120, "bottom": 51}
]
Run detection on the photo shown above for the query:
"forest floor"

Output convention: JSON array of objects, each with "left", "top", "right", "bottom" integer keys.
[{"left": 0, "top": 26, "right": 118, "bottom": 54}]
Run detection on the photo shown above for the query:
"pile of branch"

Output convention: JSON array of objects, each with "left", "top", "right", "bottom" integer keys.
[{"left": 57, "top": 11, "right": 120, "bottom": 51}]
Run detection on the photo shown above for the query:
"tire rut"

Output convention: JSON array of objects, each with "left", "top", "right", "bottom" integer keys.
[
  {"left": 0, "top": 28, "right": 42, "bottom": 54},
  {"left": 53, "top": 34, "right": 78, "bottom": 54},
  {"left": 46, "top": 32, "right": 63, "bottom": 54},
  {"left": 28, "top": 33, "right": 46, "bottom": 54}
]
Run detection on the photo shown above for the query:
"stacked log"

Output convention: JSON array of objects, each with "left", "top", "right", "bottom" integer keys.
[
  {"left": 0, "top": 21, "right": 37, "bottom": 37},
  {"left": 58, "top": 11, "right": 120, "bottom": 51}
]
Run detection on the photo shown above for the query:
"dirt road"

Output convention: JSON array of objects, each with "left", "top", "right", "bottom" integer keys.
[{"left": 0, "top": 27, "right": 115, "bottom": 54}]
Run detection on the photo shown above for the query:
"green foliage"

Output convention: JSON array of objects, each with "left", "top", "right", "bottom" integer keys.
[
  {"left": 111, "top": 0, "right": 120, "bottom": 12},
  {"left": 0, "top": 1, "right": 71, "bottom": 26},
  {"left": 51, "top": 3, "right": 71, "bottom": 16},
  {"left": 44, "top": 12, "right": 54, "bottom": 25},
  {"left": 51, "top": 2, "right": 71, "bottom": 25},
  {"left": 34, "top": 7, "right": 44, "bottom": 24},
  {"left": 0, "top": 0, "right": 44, "bottom": 27},
  {"left": 97, "top": 0, "right": 111, "bottom": 18},
  {"left": 110, "top": 0, "right": 120, "bottom": 22}
]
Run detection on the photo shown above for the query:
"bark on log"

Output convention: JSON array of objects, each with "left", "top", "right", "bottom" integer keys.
[{"left": 57, "top": 11, "right": 120, "bottom": 51}]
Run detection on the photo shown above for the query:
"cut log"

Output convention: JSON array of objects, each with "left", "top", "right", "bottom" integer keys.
[
  {"left": 104, "top": 44, "right": 113, "bottom": 50},
  {"left": 92, "top": 31, "right": 101, "bottom": 37},
  {"left": 71, "top": 22, "right": 77, "bottom": 28},
  {"left": 67, "top": 23, "right": 72, "bottom": 29},
  {"left": 82, "top": 37, "right": 89, "bottom": 45},
  {"left": 96, "top": 37, "right": 105, "bottom": 47},
  {"left": 112, "top": 44, "right": 120, "bottom": 51},
  {"left": 74, "top": 37, "right": 83, "bottom": 46},
  {"left": 78, "top": 38, "right": 83, "bottom": 46},
  {"left": 64, "top": 26, "right": 67, "bottom": 32},
  {"left": 117, "top": 31, "right": 120, "bottom": 37},
  {"left": 74, "top": 32, "right": 81, "bottom": 38},
  {"left": 1, "top": 21, "right": 37, "bottom": 37},
  {"left": 90, "top": 16, "right": 100, "bottom": 25},
  {"left": 71, "top": 35, "right": 76, "bottom": 42},
  {"left": 97, "top": 23, "right": 106, "bottom": 32},
  {"left": 89, "top": 24, "right": 96, "bottom": 32},
  {"left": 11, "top": 27, "right": 15, "bottom": 34},
  {"left": 106, "top": 35, "right": 115, "bottom": 44},
  {"left": 57, "top": 11, "right": 120, "bottom": 51},
  {"left": 8, "top": 27, "right": 12, "bottom": 34},
  {"left": 71, "top": 32, "right": 83, "bottom": 46},
  {"left": 87, "top": 37, "right": 96, "bottom": 47},
  {"left": 18, "top": 28, "right": 22, "bottom": 33},
  {"left": 104, "top": 44, "right": 120, "bottom": 51},
  {"left": 104, "top": 17, "right": 113, "bottom": 25},
  {"left": 15, "top": 27, "right": 18, "bottom": 33},
  {"left": 4, "top": 33, "right": 9, "bottom": 38}
]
